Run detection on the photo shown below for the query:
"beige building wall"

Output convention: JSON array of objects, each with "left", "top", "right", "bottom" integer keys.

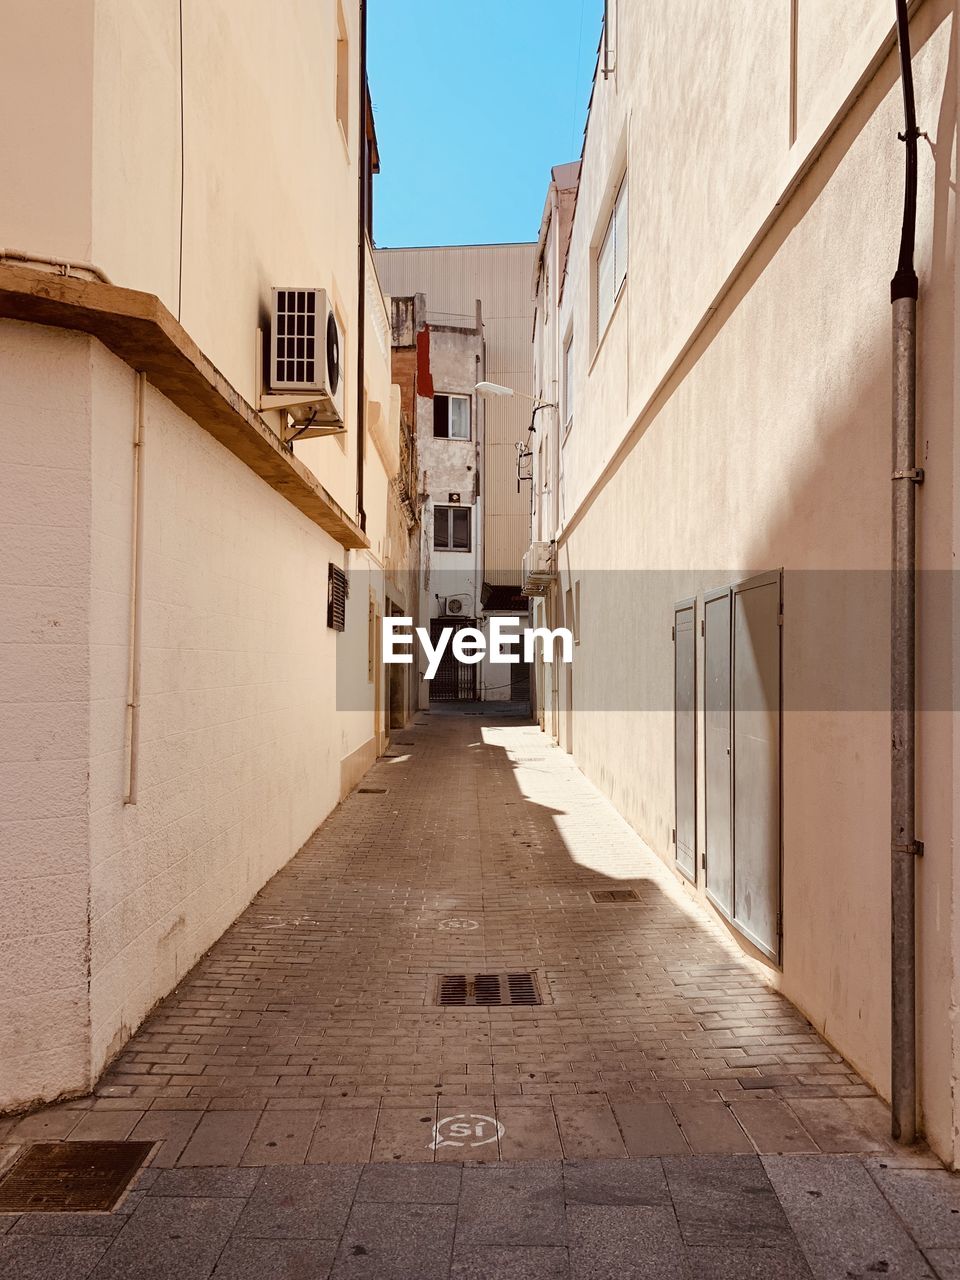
[
  {"left": 86, "top": 342, "right": 358, "bottom": 1079},
  {"left": 0, "top": 0, "right": 399, "bottom": 1108},
  {"left": 537, "top": 0, "right": 959, "bottom": 1163},
  {"left": 374, "top": 244, "right": 536, "bottom": 587},
  {"left": 0, "top": 324, "right": 94, "bottom": 1109}
]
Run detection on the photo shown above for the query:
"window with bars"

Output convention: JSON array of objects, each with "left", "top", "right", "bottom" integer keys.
[
  {"left": 595, "top": 175, "right": 628, "bottom": 346},
  {"left": 434, "top": 505, "right": 471, "bottom": 551},
  {"left": 433, "top": 393, "right": 471, "bottom": 440},
  {"left": 327, "top": 564, "right": 348, "bottom": 631}
]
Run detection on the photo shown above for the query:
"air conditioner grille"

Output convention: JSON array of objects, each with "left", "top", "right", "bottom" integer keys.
[
  {"left": 275, "top": 289, "right": 318, "bottom": 387},
  {"left": 326, "top": 310, "right": 340, "bottom": 396}
]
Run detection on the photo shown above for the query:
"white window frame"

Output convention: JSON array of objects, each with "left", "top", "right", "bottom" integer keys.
[
  {"left": 562, "top": 330, "right": 574, "bottom": 433},
  {"left": 434, "top": 392, "right": 471, "bottom": 441},
  {"left": 594, "top": 174, "right": 628, "bottom": 348},
  {"left": 433, "top": 504, "right": 471, "bottom": 552}
]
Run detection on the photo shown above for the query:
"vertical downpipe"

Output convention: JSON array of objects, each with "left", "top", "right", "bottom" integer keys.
[
  {"left": 890, "top": 0, "right": 922, "bottom": 1146},
  {"left": 355, "top": 0, "right": 368, "bottom": 534},
  {"left": 123, "top": 372, "right": 146, "bottom": 806}
]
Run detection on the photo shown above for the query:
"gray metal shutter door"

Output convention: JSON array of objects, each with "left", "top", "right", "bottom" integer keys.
[
  {"left": 704, "top": 590, "right": 732, "bottom": 915},
  {"left": 731, "top": 574, "right": 781, "bottom": 960},
  {"left": 674, "top": 601, "right": 697, "bottom": 882}
]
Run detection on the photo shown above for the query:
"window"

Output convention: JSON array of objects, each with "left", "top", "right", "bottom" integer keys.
[
  {"left": 595, "top": 175, "right": 628, "bottom": 344},
  {"left": 335, "top": 3, "right": 349, "bottom": 139},
  {"left": 433, "top": 393, "right": 470, "bottom": 440},
  {"left": 562, "top": 332, "right": 574, "bottom": 430},
  {"left": 327, "top": 564, "right": 348, "bottom": 631},
  {"left": 434, "top": 504, "right": 471, "bottom": 551}
]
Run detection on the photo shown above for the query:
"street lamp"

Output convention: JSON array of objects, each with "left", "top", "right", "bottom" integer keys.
[
  {"left": 475, "top": 382, "right": 556, "bottom": 438},
  {"left": 475, "top": 382, "right": 556, "bottom": 490},
  {"left": 475, "top": 381, "right": 555, "bottom": 410}
]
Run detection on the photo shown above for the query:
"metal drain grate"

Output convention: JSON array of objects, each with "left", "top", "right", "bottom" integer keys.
[
  {"left": 589, "top": 888, "right": 640, "bottom": 903},
  {"left": 0, "top": 1141, "right": 154, "bottom": 1212},
  {"left": 357, "top": 787, "right": 387, "bottom": 794},
  {"left": 435, "top": 972, "right": 542, "bottom": 1006}
]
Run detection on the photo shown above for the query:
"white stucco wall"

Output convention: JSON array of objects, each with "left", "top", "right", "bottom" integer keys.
[
  {"left": 87, "top": 340, "right": 359, "bottom": 1074},
  {"left": 0, "top": 318, "right": 388, "bottom": 1105},
  {"left": 0, "top": 0, "right": 401, "bottom": 1110},
  {"left": 539, "top": 0, "right": 959, "bottom": 1162},
  {"left": 0, "top": 324, "right": 94, "bottom": 1107}
]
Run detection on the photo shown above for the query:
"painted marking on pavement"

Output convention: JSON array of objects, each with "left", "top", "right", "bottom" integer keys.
[{"left": 429, "top": 1114, "right": 504, "bottom": 1150}]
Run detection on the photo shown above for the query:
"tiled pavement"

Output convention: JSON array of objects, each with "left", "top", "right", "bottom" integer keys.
[
  {"left": 1, "top": 1155, "right": 959, "bottom": 1279},
  {"left": 1, "top": 709, "right": 958, "bottom": 1277}
]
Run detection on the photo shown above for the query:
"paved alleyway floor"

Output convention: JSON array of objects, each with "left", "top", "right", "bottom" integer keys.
[{"left": 2, "top": 711, "right": 958, "bottom": 1278}]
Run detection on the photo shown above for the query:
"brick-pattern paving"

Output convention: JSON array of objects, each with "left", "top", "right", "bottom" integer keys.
[
  {"left": 1, "top": 1155, "right": 958, "bottom": 1278},
  {"left": 0, "top": 712, "right": 932, "bottom": 1173}
]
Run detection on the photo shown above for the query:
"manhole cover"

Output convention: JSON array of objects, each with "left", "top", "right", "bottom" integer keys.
[
  {"left": 589, "top": 889, "right": 640, "bottom": 903},
  {"left": 435, "top": 972, "right": 542, "bottom": 1006},
  {"left": 0, "top": 1141, "right": 153, "bottom": 1212},
  {"left": 357, "top": 787, "right": 387, "bottom": 794}
]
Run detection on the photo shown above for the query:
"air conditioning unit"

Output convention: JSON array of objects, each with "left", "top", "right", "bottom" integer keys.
[
  {"left": 521, "top": 541, "right": 556, "bottom": 597},
  {"left": 264, "top": 288, "right": 345, "bottom": 432},
  {"left": 447, "top": 597, "right": 464, "bottom": 616}
]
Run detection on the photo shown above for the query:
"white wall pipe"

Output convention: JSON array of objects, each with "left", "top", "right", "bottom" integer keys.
[
  {"left": 123, "top": 373, "right": 146, "bottom": 805},
  {"left": 0, "top": 248, "right": 113, "bottom": 285}
]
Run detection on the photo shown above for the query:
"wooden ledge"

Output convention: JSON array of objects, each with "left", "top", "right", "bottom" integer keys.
[{"left": 0, "top": 263, "right": 368, "bottom": 550}]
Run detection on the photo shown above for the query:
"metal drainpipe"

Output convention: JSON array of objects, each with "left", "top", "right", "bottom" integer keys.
[
  {"left": 123, "top": 372, "right": 146, "bottom": 805},
  {"left": 890, "top": 0, "right": 923, "bottom": 1146},
  {"left": 355, "top": 0, "right": 368, "bottom": 534}
]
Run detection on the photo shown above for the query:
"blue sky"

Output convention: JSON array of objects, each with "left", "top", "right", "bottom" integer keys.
[{"left": 368, "top": 0, "right": 604, "bottom": 247}]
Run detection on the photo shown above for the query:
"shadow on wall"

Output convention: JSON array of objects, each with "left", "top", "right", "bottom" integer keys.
[{"left": 553, "top": 0, "right": 956, "bottom": 1146}]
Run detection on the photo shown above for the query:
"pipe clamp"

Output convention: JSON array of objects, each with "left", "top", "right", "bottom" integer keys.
[{"left": 893, "top": 841, "right": 924, "bottom": 856}]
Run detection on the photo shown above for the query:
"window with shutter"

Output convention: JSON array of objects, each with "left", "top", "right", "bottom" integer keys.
[
  {"left": 594, "top": 175, "right": 628, "bottom": 346},
  {"left": 563, "top": 333, "right": 574, "bottom": 430},
  {"left": 327, "top": 564, "right": 348, "bottom": 631}
]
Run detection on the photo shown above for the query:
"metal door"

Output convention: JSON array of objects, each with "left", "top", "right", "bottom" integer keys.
[
  {"left": 510, "top": 661, "right": 530, "bottom": 703},
  {"left": 429, "top": 617, "right": 478, "bottom": 702},
  {"left": 703, "top": 588, "right": 733, "bottom": 915},
  {"left": 673, "top": 599, "right": 697, "bottom": 882},
  {"left": 731, "top": 572, "right": 781, "bottom": 960}
]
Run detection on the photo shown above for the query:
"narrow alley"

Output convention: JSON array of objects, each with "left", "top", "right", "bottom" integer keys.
[{"left": 1, "top": 711, "right": 957, "bottom": 1279}]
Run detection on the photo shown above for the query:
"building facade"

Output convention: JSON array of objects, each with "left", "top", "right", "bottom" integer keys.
[
  {"left": 530, "top": 0, "right": 960, "bottom": 1165},
  {"left": 0, "top": 0, "right": 403, "bottom": 1112},
  {"left": 528, "top": 163, "right": 581, "bottom": 736},
  {"left": 377, "top": 245, "right": 538, "bottom": 705}
]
